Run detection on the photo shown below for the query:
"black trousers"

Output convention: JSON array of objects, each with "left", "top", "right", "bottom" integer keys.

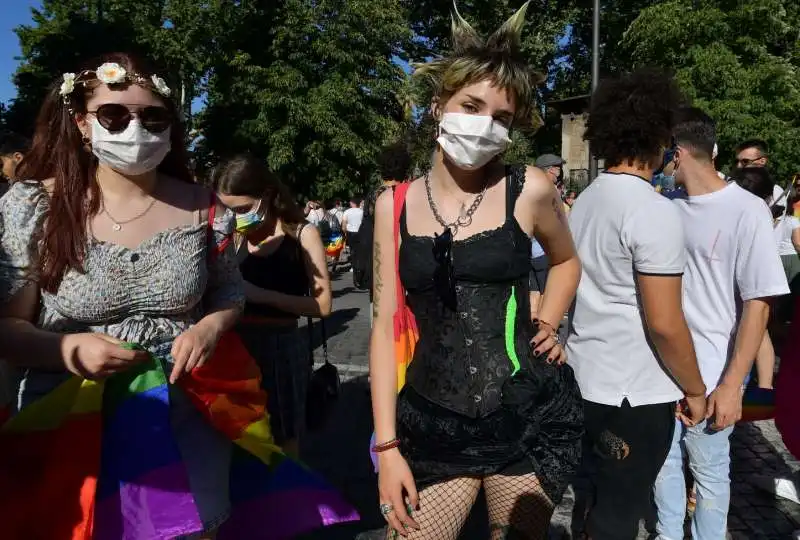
[{"left": 582, "top": 398, "right": 675, "bottom": 540}]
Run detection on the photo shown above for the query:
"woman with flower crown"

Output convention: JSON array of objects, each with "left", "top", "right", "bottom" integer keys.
[
  {"left": 369, "top": 3, "right": 583, "bottom": 539},
  {"left": 0, "top": 50, "right": 271, "bottom": 539}
]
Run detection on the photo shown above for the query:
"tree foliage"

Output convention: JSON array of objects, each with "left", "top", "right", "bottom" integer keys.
[
  {"left": 9, "top": 0, "right": 799, "bottom": 194},
  {"left": 623, "top": 0, "right": 800, "bottom": 181},
  {"left": 196, "top": 0, "right": 412, "bottom": 200},
  {"left": 5, "top": 0, "right": 212, "bottom": 137}
]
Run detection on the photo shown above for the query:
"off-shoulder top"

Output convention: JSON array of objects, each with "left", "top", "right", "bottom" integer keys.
[{"left": 0, "top": 181, "right": 245, "bottom": 408}]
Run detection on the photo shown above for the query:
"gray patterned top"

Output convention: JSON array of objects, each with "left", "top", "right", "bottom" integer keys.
[{"left": 0, "top": 181, "right": 245, "bottom": 406}]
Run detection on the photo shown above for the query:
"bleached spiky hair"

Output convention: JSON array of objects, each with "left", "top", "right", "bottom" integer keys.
[{"left": 414, "top": 1, "right": 543, "bottom": 128}]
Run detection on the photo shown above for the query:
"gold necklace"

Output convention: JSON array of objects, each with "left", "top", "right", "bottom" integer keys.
[{"left": 102, "top": 197, "right": 157, "bottom": 232}]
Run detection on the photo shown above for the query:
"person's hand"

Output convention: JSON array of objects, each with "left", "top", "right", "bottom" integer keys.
[
  {"left": 531, "top": 320, "right": 566, "bottom": 365},
  {"left": 378, "top": 448, "right": 420, "bottom": 537},
  {"left": 170, "top": 322, "right": 222, "bottom": 384},
  {"left": 706, "top": 382, "right": 743, "bottom": 430},
  {"left": 676, "top": 394, "right": 707, "bottom": 427},
  {"left": 62, "top": 333, "right": 149, "bottom": 380}
]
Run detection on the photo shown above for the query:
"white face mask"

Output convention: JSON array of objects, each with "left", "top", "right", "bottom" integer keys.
[
  {"left": 90, "top": 117, "right": 171, "bottom": 176},
  {"left": 437, "top": 112, "right": 512, "bottom": 170}
]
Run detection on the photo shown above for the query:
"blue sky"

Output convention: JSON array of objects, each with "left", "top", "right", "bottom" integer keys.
[{"left": 0, "top": 1, "right": 40, "bottom": 105}]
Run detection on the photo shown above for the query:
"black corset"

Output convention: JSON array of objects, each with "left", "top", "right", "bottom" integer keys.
[
  {"left": 405, "top": 281, "right": 535, "bottom": 417},
  {"left": 398, "top": 166, "right": 535, "bottom": 418}
]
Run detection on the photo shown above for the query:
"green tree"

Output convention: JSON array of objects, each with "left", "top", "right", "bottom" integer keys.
[
  {"left": 622, "top": 0, "right": 800, "bottom": 182},
  {"left": 6, "top": 0, "right": 216, "bottom": 137},
  {"left": 550, "top": 0, "right": 655, "bottom": 98},
  {"left": 197, "top": 0, "right": 413, "bottom": 200}
]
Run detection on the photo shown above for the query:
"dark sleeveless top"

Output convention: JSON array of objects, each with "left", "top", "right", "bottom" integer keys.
[
  {"left": 399, "top": 166, "right": 534, "bottom": 418},
  {"left": 240, "top": 226, "right": 309, "bottom": 318}
]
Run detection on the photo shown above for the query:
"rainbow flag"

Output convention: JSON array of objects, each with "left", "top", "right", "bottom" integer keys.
[
  {"left": 0, "top": 335, "right": 359, "bottom": 539},
  {"left": 325, "top": 233, "right": 345, "bottom": 258},
  {"left": 0, "top": 376, "right": 103, "bottom": 539},
  {"left": 740, "top": 386, "right": 775, "bottom": 423}
]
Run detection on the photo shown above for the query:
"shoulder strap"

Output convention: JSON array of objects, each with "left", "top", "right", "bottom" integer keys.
[
  {"left": 393, "top": 183, "right": 411, "bottom": 311},
  {"left": 206, "top": 192, "right": 232, "bottom": 263},
  {"left": 505, "top": 165, "right": 525, "bottom": 220}
]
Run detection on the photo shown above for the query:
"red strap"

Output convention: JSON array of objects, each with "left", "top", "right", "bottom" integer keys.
[
  {"left": 206, "top": 192, "right": 231, "bottom": 262},
  {"left": 393, "top": 183, "right": 411, "bottom": 311}
]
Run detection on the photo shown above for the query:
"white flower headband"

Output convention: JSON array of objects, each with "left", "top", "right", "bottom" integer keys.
[{"left": 59, "top": 62, "right": 172, "bottom": 114}]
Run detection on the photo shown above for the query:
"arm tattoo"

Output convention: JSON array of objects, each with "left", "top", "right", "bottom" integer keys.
[{"left": 373, "top": 240, "right": 383, "bottom": 317}]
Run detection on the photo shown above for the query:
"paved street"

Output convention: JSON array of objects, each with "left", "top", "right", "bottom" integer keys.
[{"left": 302, "top": 273, "right": 800, "bottom": 539}]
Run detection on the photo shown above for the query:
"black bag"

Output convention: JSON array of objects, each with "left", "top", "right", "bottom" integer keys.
[{"left": 306, "top": 317, "right": 340, "bottom": 431}]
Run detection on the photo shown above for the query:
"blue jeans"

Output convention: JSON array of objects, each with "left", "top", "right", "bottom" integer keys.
[{"left": 654, "top": 417, "right": 734, "bottom": 539}]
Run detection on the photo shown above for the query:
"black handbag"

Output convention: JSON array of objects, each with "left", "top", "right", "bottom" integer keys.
[{"left": 306, "top": 317, "right": 341, "bottom": 431}]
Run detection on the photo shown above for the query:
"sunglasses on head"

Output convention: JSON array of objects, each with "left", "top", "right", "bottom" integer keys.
[
  {"left": 432, "top": 228, "right": 457, "bottom": 312},
  {"left": 88, "top": 103, "right": 173, "bottom": 134}
]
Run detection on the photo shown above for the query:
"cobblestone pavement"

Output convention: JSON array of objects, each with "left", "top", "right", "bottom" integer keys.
[{"left": 302, "top": 274, "right": 800, "bottom": 539}]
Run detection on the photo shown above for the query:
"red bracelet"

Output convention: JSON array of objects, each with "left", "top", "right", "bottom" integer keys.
[{"left": 372, "top": 438, "right": 400, "bottom": 453}]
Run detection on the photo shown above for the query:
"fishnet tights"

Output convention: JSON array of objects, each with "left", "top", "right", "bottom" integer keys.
[{"left": 387, "top": 474, "right": 554, "bottom": 540}]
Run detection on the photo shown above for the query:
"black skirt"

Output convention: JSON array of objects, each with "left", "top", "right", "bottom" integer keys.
[{"left": 397, "top": 362, "right": 584, "bottom": 505}]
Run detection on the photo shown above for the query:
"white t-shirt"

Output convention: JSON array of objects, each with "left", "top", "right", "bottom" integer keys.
[
  {"left": 769, "top": 184, "right": 788, "bottom": 208},
  {"left": 674, "top": 183, "right": 789, "bottom": 391},
  {"left": 567, "top": 173, "right": 686, "bottom": 407},
  {"left": 775, "top": 215, "right": 800, "bottom": 256},
  {"left": 343, "top": 207, "right": 364, "bottom": 232}
]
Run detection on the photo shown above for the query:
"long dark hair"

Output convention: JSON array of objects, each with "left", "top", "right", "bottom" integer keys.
[
  {"left": 18, "top": 52, "right": 191, "bottom": 292},
  {"left": 211, "top": 154, "right": 305, "bottom": 231}
]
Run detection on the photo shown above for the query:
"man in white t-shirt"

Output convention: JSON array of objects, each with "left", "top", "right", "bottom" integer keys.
[
  {"left": 342, "top": 197, "right": 364, "bottom": 234},
  {"left": 654, "top": 108, "right": 789, "bottom": 540},
  {"left": 342, "top": 197, "right": 364, "bottom": 275},
  {"left": 567, "top": 69, "right": 707, "bottom": 540}
]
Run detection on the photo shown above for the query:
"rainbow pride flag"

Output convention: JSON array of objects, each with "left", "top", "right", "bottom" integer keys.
[
  {"left": 740, "top": 386, "right": 775, "bottom": 423},
  {"left": 325, "top": 233, "right": 345, "bottom": 258},
  {"left": 0, "top": 335, "right": 359, "bottom": 539}
]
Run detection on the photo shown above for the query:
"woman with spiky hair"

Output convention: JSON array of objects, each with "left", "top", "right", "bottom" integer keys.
[{"left": 368, "top": 2, "right": 583, "bottom": 538}]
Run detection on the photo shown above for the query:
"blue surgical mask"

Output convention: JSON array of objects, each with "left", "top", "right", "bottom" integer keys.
[{"left": 235, "top": 201, "right": 265, "bottom": 234}]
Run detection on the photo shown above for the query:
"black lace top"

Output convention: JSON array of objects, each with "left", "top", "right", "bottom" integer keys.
[{"left": 399, "top": 167, "right": 533, "bottom": 418}]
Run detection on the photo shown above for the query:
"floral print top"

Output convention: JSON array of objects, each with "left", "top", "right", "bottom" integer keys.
[{"left": 0, "top": 181, "right": 245, "bottom": 407}]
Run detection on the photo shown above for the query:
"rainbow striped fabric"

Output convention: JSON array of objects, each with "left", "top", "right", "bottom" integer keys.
[
  {"left": 0, "top": 334, "right": 359, "bottom": 539},
  {"left": 325, "top": 233, "right": 345, "bottom": 258},
  {"left": 740, "top": 386, "right": 775, "bottom": 423}
]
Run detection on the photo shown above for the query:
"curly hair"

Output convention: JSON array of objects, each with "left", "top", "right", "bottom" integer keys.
[
  {"left": 413, "top": 0, "right": 543, "bottom": 128},
  {"left": 584, "top": 68, "right": 685, "bottom": 169}
]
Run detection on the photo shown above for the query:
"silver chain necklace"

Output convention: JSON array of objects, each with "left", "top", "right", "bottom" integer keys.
[{"left": 425, "top": 173, "right": 489, "bottom": 237}]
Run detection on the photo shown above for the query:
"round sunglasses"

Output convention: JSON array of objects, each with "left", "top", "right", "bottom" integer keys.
[{"left": 88, "top": 103, "right": 173, "bottom": 134}]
